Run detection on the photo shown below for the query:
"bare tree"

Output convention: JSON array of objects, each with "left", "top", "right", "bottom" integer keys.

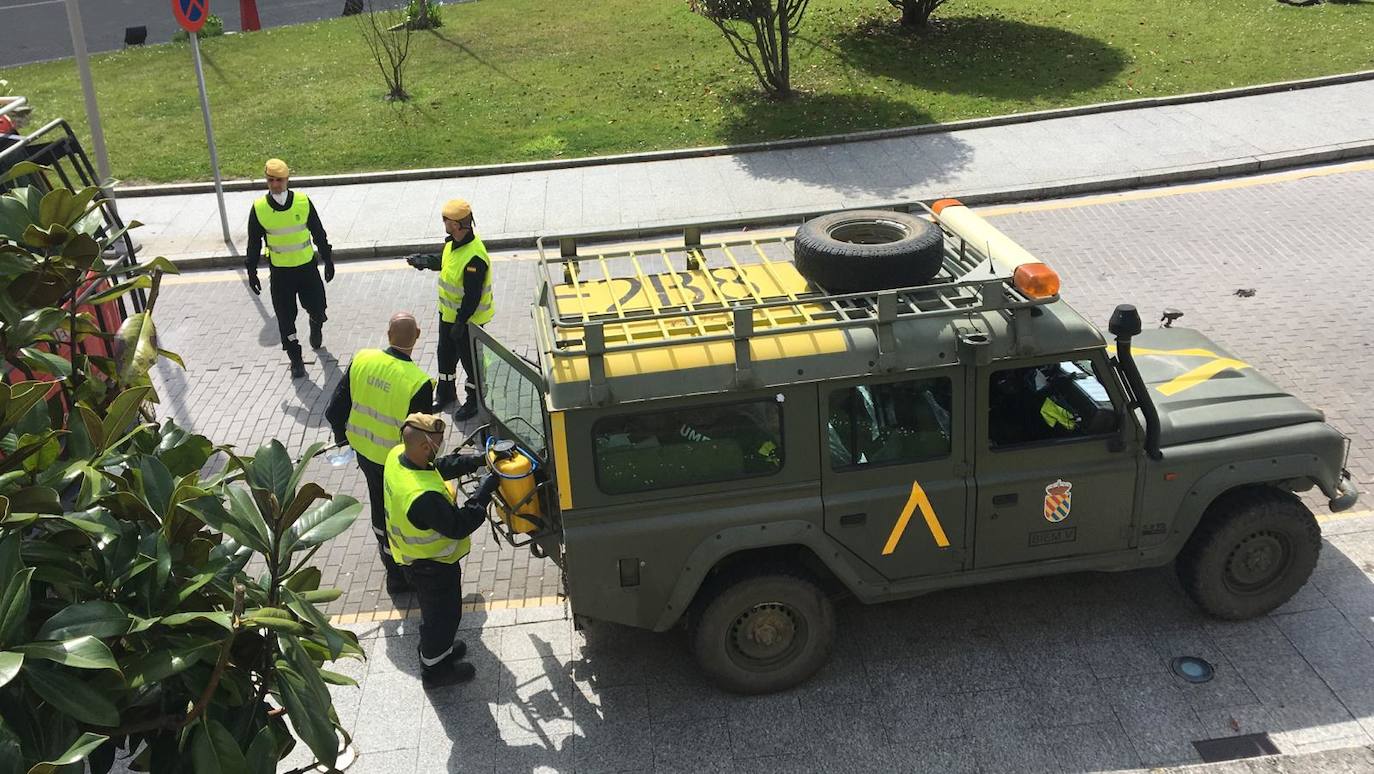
[
  {"left": 356, "top": 1, "right": 414, "bottom": 101},
  {"left": 690, "top": 0, "right": 812, "bottom": 98},
  {"left": 887, "top": 0, "right": 952, "bottom": 27}
]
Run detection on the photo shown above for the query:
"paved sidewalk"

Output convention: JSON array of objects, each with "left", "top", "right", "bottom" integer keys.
[{"left": 120, "top": 79, "right": 1374, "bottom": 266}]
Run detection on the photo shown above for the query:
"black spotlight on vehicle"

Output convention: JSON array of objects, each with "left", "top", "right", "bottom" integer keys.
[{"left": 124, "top": 26, "right": 147, "bottom": 47}]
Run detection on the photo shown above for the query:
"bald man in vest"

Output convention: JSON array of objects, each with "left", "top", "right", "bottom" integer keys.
[
  {"left": 245, "top": 158, "right": 335, "bottom": 379},
  {"left": 325, "top": 312, "right": 436, "bottom": 595},
  {"left": 405, "top": 198, "right": 494, "bottom": 421}
]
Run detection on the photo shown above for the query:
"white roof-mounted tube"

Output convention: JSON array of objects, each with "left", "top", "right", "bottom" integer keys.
[{"left": 931, "top": 198, "right": 1043, "bottom": 273}]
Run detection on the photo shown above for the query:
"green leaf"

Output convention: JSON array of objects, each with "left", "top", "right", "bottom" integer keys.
[
  {"left": 159, "top": 611, "right": 233, "bottom": 631},
  {"left": 249, "top": 440, "right": 294, "bottom": 515},
  {"left": 5, "top": 485, "right": 59, "bottom": 514},
  {"left": 0, "top": 533, "right": 19, "bottom": 584},
  {"left": 134, "top": 255, "right": 181, "bottom": 277},
  {"left": 278, "top": 483, "right": 328, "bottom": 536},
  {"left": 283, "top": 566, "right": 322, "bottom": 593},
  {"left": 318, "top": 669, "right": 358, "bottom": 687},
  {"left": 298, "top": 588, "right": 341, "bottom": 604},
  {"left": 285, "top": 441, "right": 327, "bottom": 501},
  {"left": 282, "top": 496, "right": 360, "bottom": 556},
  {"left": 0, "top": 651, "right": 21, "bottom": 688},
  {"left": 137, "top": 455, "right": 174, "bottom": 516},
  {"left": 17, "top": 348, "right": 70, "bottom": 379},
  {"left": 21, "top": 222, "right": 69, "bottom": 248},
  {"left": 101, "top": 386, "right": 150, "bottom": 444},
  {"left": 75, "top": 405, "right": 105, "bottom": 454},
  {"left": 0, "top": 715, "right": 23, "bottom": 774},
  {"left": 35, "top": 601, "right": 131, "bottom": 641},
  {"left": 14, "top": 435, "right": 61, "bottom": 476},
  {"left": 157, "top": 348, "right": 186, "bottom": 369},
  {"left": 243, "top": 726, "right": 277, "bottom": 774},
  {"left": 2, "top": 381, "right": 48, "bottom": 429},
  {"left": 243, "top": 614, "right": 305, "bottom": 636},
  {"left": 199, "top": 488, "right": 270, "bottom": 554},
  {"left": 24, "top": 731, "right": 107, "bottom": 774},
  {"left": 15, "top": 635, "right": 118, "bottom": 671},
  {"left": 274, "top": 662, "right": 337, "bottom": 768},
  {"left": 190, "top": 719, "right": 249, "bottom": 774},
  {"left": 23, "top": 663, "right": 119, "bottom": 727},
  {"left": 86, "top": 275, "right": 152, "bottom": 306},
  {"left": 0, "top": 568, "right": 33, "bottom": 646},
  {"left": 284, "top": 589, "right": 343, "bottom": 660},
  {"left": 123, "top": 640, "right": 218, "bottom": 689}
]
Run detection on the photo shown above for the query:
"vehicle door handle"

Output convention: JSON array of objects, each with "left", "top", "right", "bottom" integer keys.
[
  {"left": 992, "top": 493, "right": 1018, "bottom": 506},
  {"left": 839, "top": 512, "right": 866, "bottom": 527}
]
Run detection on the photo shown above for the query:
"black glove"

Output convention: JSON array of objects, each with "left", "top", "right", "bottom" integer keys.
[
  {"left": 405, "top": 254, "right": 427, "bottom": 270},
  {"left": 247, "top": 270, "right": 261, "bottom": 296},
  {"left": 472, "top": 474, "right": 501, "bottom": 507},
  {"left": 323, "top": 260, "right": 335, "bottom": 282}
]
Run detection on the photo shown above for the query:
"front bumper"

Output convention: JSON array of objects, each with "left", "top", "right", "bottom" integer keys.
[{"left": 1329, "top": 469, "right": 1360, "bottom": 513}]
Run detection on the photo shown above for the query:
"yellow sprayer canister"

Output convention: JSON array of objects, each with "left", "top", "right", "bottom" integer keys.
[{"left": 489, "top": 449, "right": 541, "bottom": 534}]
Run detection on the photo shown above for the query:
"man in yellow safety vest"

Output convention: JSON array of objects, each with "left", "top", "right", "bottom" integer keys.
[
  {"left": 325, "top": 312, "right": 435, "bottom": 594},
  {"left": 384, "top": 413, "right": 499, "bottom": 689},
  {"left": 405, "top": 198, "right": 494, "bottom": 421},
  {"left": 245, "top": 158, "right": 335, "bottom": 379}
]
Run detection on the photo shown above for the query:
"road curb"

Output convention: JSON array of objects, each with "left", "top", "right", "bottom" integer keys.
[
  {"left": 161, "top": 143, "right": 1374, "bottom": 271},
  {"left": 114, "top": 69, "right": 1374, "bottom": 197}
]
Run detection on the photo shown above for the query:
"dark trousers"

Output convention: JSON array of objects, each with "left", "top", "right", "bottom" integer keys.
[
  {"left": 437, "top": 320, "right": 478, "bottom": 403},
  {"left": 403, "top": 559, "right": 463, "bottom": 666},
  {"left": 357, "top": 455, "right": 404, "bottom": 582},
  {"left": 269, "top": 262, "right": 327, "bottom": 350}
]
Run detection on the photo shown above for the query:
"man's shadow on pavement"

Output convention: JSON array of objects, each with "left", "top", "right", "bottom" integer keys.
[
  {"left": 281, "top": 346, "right": 344, "bottom": 429},
  {"left": 248, "top": 287, "right": 280, "bottom": 348}
]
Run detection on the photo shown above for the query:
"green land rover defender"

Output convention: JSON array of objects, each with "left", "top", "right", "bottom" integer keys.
[{"left": 467, "top": 200, "right": 1359, "bottom": 694}]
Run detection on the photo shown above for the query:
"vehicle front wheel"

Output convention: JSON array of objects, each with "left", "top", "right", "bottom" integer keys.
[
  {"left": 1176, "top": 488, "right": 1321, "bottom": 620},
  {"left": 691, "top": 572, "right": 835, "bottom": 694}
]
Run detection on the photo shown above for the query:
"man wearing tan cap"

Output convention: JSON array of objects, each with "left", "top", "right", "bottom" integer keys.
[
  {"left": 245, "top": 158, "right": 335, "bottom": 379},
  {"left": 324, "top": 312, "right": 435, "bottom": 595},
  {"left": 384, "top": 413, "right": 499, "bottom": 688},
  {"left": 405, "top": 198, "right": 494, "bottom": 420}
]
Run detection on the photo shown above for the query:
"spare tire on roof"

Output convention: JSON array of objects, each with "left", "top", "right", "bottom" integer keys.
[{"left": 793, "top": 209, "right": 944, "bottom": 292}]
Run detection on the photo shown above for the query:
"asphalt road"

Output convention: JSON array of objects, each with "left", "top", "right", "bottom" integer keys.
[{"left": 0, "top": 0, "right": 352, "bottom": 68}]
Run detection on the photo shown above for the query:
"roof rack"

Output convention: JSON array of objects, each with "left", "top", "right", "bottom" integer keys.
[{"left": 533, "top": 202, "right": 1058, "bottom": 392}]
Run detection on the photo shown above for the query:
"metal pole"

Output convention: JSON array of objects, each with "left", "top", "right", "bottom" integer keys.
[
  {"left": 188, "top": 33, "right": 233, "bottom": 249},
  {"left": 63, "top": 0, "right": 111, "bottom": 183}
]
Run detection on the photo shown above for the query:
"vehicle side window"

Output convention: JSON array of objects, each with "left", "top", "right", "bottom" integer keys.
[
  {"left": 828, "top": 377, "right": 952, "bottom": 469},
  {"left": 988, "top": 359, "right": 1119, "bottom": 449},
  {"left": 593, "top": 400, "right": 783, "bottom": 495}
]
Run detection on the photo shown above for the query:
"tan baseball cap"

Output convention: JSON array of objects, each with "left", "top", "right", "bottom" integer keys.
[
  {"left": 442, "top": 198, "right": 472, "bottom": 221},
  {"left": 264, "top": 158, "right": 290, "bottom": 178},
  {"left": 403, "top": 413, "right": 446, "bottom": 433}
]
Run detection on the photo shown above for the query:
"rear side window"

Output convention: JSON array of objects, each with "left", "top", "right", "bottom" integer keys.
[
  {"left": 593, "top": 400, "right": 783, "bottom": 495},
  {"left": 828, "top": 377, "right": 953, "bottom": 469}
]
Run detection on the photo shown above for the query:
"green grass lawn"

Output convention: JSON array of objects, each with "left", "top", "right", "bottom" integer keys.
[{"left": 3, "top": 0, "right": 1371, "bottom": 183}]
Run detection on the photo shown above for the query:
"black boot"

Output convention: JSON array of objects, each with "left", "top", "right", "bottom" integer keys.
[
  {"left": 435, "top": 379, "right": 457, "bottom": 409},
  {"left": 287, "top": 345, "right": 306, "bottom": 379},
  {"left": 453, "top": 399, "right": 479, "bottom": 421},
  {"left": 309, "top": 318, "right": 323, "bottom": 350}
]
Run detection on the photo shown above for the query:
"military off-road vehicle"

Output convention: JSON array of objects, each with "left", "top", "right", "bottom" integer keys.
[{"left": 467, "top": 199, "right": 1359, "bottom": 694}]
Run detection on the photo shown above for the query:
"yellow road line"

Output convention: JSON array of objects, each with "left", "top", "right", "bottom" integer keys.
[
  {"left": 332, "top": 594, "right": 565, "bottom": 625},
  {"left": 1317, "top": 508, "right": 1372, "bottom": 524},
  {"left": 977, "top": 159, "right": 1374, "bottom": 219}
]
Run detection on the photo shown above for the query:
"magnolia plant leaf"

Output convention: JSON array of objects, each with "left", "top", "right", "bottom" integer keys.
[
  {"left": 37, "top": 186, "right": 99, "bottom": 229},
  {"left": 101, "top": 386, "right": 150, "bottom": 445},
  {"left": 285, "top": 441, "right": 327, "bottom": 498},
  {"left": 0, "top": 651, "right": 21, "bottom": 688},
  {"left": 23, "top": 662, "right": 120, "bottom": 727},
  {"left": 243, "top": 726, "right": 277, "bottom": 774},
  {"left": 35, "top": 601, "right": 131, "bottom": 641},
  {"left": 113, "top": 311, "right": 158, "bottom": 386},
  {"left": 20, "top": 222, "right": 70, "bottom": 249},
  {"left": 273, "top": 660, "right": 337, "bottom": 768},
  {"left": 249, "top": 440, "right": 294, "bottom": 515},
  {"left": 123, "top": 640, "right": 219, "bottom": 690},
  {"left": 283, "top": 589, "right": 343, "bottom": 660},
  {"left": 159, "top": 611, "right": 233, "bottom": 631},
  {"left": 0, "top": 568, "right": 33, "bottom": 647},
  {"left": 15, "top": 635, "right": 119, "bottom": 671},
  {"left": 281, "top": 496, "right": 360, "bottom": 557},
  {"left": 24, "top": 731, "right": 108, "bottom": 774},
  {"left": 190, "top": 719, "right": 249, "bottom": 774},
  {"left": 278, "top": 483, "right": 328, "bottom": 536},
  {"left": 17, "top": 348, "right": 71, "bottom": 379}
]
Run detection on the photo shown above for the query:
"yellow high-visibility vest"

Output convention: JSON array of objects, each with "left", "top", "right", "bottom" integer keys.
[
  {"left": 345, "top": 349, "right": 434, "bottom": 464},
  {"left": 438, "top": 237, "right": 495, "bottom": 325},
  {"left": 253, "top": 193, "right": 315, "bottom": 268},
  {"left": 383, "top": 445, "right": 470, "bottom": 566}
]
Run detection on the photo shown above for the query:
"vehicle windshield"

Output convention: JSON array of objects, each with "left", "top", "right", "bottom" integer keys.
[{"left": 474, "top": 336, "right": 547, "bottom": 456}]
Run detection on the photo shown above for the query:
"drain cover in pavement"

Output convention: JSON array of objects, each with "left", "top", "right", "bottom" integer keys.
[
  {"left": 1171, "top": 655, "right": 1214, "bottom": 683},
  {"left": 1193, "top": 733, "right": 1280, "bottom": 763}
]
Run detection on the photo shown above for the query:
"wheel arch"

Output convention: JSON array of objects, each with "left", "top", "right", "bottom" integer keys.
[{"left": 1164, "top": 453, "right": 1328, "bottom": 559}]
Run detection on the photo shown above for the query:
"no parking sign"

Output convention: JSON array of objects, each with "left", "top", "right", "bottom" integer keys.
[{"left": 172, "top": 0, "right": 209, "bottom": 33}]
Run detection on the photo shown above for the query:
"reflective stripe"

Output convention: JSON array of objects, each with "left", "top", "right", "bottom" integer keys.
[
  {"left": 265, "top": 223, "right": 308, "bottom": 236},
  {"left": 346, "top": 423, "right": 393, "bottom": 449},
  {"left": 353, "top": 403, "right": 402, "bottom": 427},
  {"left": 420, "top": 643, "right": 454, "bottom": 667},
  {"left": 389, "top": 526, "right": 451, "bottom": 546},
  {"left": 270, "top": 238, "right": 312, "bottom": 253},
  {"left": 371, "top": 525, "right": 386, "bottom": 537},
  {"left": 437, "top": 279, "right": 463, "bottom": 296},
  {"left": 439, "top": 297, "right": 493, "bottom": 314}
]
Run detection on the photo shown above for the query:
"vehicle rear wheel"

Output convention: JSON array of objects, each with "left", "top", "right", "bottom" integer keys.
[
  {"left": 793, "top": 209, "right": 944, "bottom": 291},
  {"left": 691, "top": 572, "right": 834, "bottom": 694},
  {"left": 1176, "top": 488, "right": 1321, "bottom": 620}
]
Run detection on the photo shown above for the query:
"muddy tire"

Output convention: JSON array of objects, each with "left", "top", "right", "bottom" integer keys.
[
  {"left": 1176, "top": 488, "right": 1321, "bottom": 620},
  {"left": 691, "top": 572, "right": 834, "bottom": 694},
  {"left": 793, "top": 209, "right": 944, "bottom": 291}
]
